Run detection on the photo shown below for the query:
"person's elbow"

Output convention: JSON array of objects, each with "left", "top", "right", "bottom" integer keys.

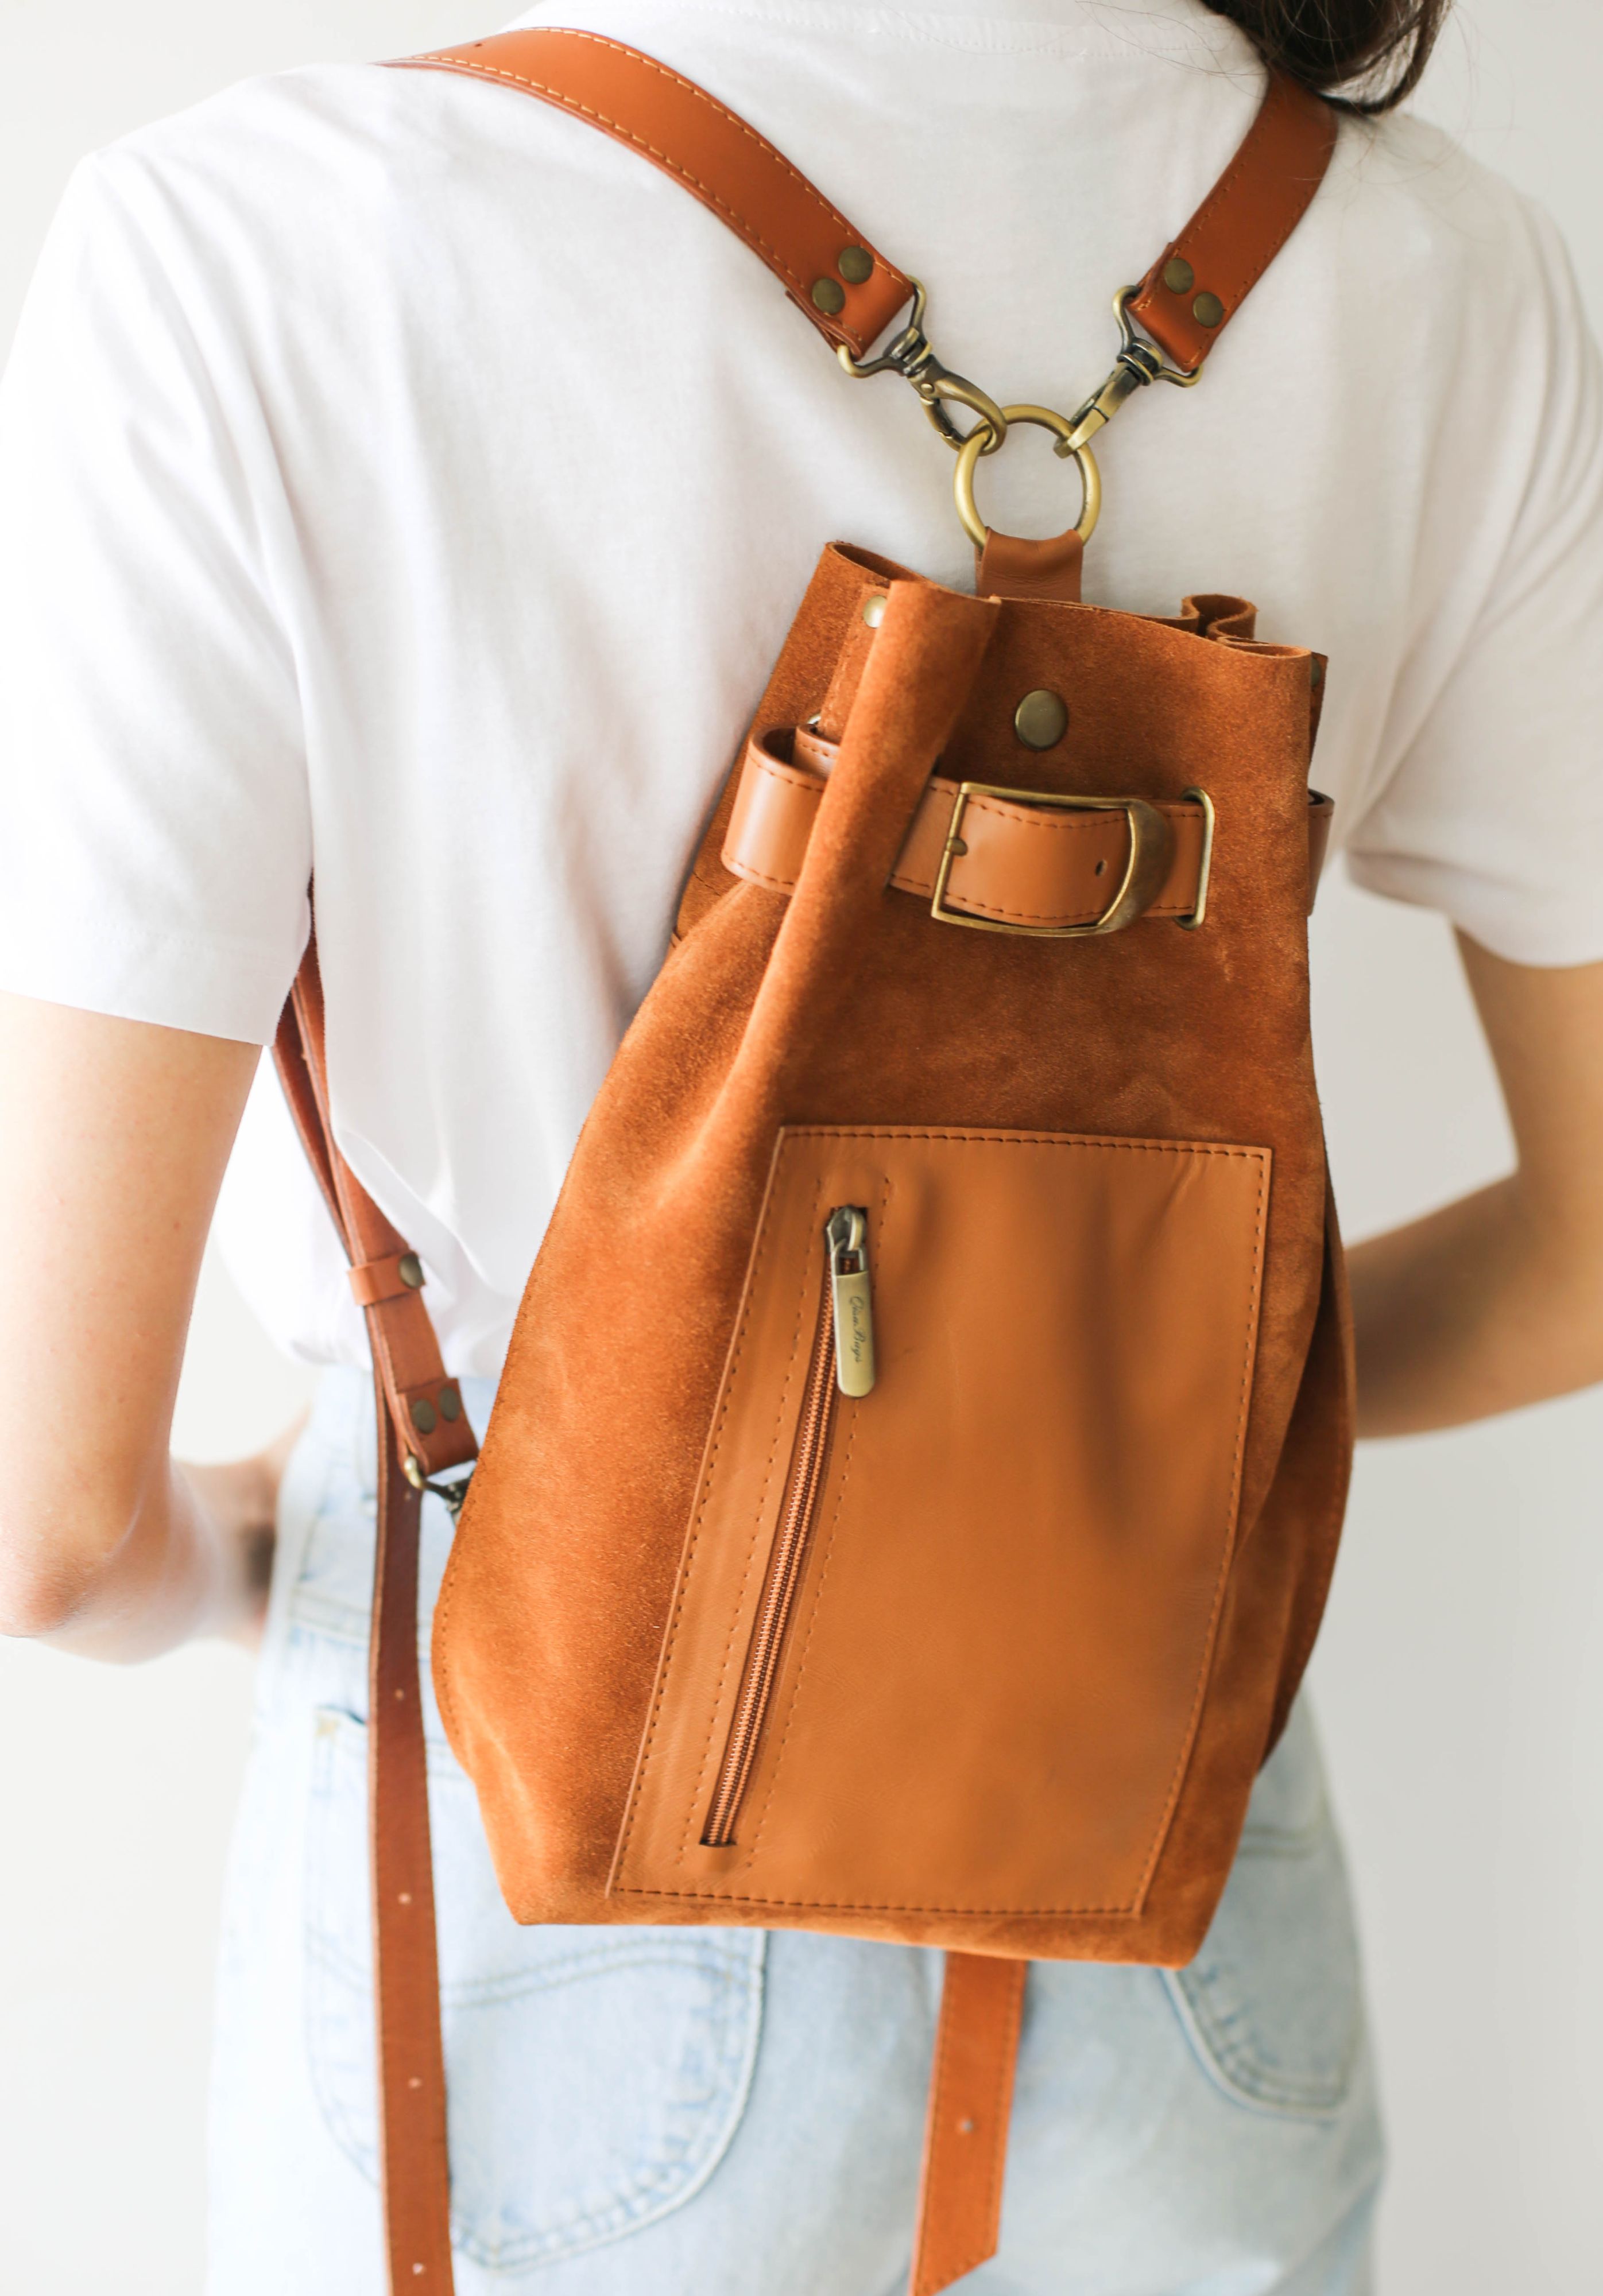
[{"left": 0, "top": 1485, "right": 142, "bottom": 1640}]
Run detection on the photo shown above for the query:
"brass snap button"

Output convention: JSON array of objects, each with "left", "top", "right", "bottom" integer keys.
[{"left": 1014, "top": 689, "right": 1069, "bottom": 750}]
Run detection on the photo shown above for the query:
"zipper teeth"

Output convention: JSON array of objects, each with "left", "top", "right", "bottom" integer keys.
[{"left": 702, "top": 1274, "right": 839, "bottom": 1849}]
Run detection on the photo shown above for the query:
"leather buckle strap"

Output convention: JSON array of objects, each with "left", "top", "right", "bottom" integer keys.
[
  {"left": 722, "top": 726, "right": 1335, "bottom": 926},
  {"left": 931, "top": 784, "right": 1174, "bottom": 938}
]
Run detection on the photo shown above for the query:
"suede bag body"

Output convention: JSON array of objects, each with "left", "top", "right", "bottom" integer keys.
[{"left": 432, "top": 542, "right": 1352, "bottom": 1968}]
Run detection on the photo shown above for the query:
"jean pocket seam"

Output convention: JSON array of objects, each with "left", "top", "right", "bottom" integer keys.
[
  {"left": 303, "top": 1704, "right": 767, "bottom": 2271},
  {"left": 1163, "top": 1961, "right": 1357, "bottom": 2118}
]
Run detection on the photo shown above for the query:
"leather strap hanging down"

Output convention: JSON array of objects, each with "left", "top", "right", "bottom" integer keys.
[
  {"left": 367, "top": 1394, "right": 458, "bottom": 2292},
  {"left": 912, "top": 1957, "right": 1030, "bottom": 2296},
  {"left": 276, "top": 939, "right": 475, "bottom": 2296},
  {"left": 281, "top": 40, "right": 1341, "bottom": 2296}
]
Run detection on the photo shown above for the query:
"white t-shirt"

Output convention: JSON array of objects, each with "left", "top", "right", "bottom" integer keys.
[{"left": 3, "top": 0, "right": 1603, "bottom": 1375}]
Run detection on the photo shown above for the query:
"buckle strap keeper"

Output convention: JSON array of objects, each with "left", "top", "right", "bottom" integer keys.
[{"left": 349, "top": 1250, "right": 428, "bottom": 1308}]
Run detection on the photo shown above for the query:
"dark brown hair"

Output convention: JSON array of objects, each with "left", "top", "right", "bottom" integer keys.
[{"left": 1204, "top": 0, "right": 1453, "bottom": 113}]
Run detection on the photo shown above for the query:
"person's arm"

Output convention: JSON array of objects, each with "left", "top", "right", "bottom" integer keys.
[
  {"left": 0, "top": 988, "right": 287, "bottom": 1660},
  {"left": 1349, "top": 936, "right": 1603, "bottom": 1437}
]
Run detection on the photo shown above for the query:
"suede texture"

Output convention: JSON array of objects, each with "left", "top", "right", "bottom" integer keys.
[{"left": 433, "top": 544, "right": 1350, "bottom": 1964}]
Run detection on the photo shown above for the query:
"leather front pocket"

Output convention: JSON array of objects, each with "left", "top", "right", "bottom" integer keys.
[{"left": 611, "top": 1125, "right": 1269, "bottom": 1923}]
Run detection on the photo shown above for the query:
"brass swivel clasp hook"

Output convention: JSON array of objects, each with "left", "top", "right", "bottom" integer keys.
[
  {"left": 837, "top": 278, "right": 1010, "bottom": 456},
  {"left": 838, "top": 282, "right": 1207, "bottom": 552},
  {"left": 1054, "top": 288, "right": 1201, "bottom": 459}
]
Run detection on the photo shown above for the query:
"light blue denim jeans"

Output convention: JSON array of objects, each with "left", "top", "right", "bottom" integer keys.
[{"left": 207, "top": 1367, "right": 1383, "bottom": 2295}]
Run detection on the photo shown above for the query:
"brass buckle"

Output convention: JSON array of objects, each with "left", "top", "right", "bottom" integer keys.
[
  {"left": 929, "top": 785, "right": 1175, "bottom": 938},
  {"left": 1175, "top": 786, "right": 1215, "bottom": 930}
]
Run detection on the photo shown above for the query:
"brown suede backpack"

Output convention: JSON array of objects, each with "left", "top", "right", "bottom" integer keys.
[{"left": 275, "top": 30, "right": 1348, "bottom": 2295}]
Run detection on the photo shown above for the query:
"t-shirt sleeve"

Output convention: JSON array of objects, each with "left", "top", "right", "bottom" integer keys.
[
  {"left": 1342, "top": 197, "right": 1603, "bottom": 968},
  {"left": 0, "top": 154, "right": 309, "bottom": 1044}
]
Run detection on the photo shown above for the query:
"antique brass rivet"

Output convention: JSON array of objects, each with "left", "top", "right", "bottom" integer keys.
[
  {"left": 397, "top": 1252, "right": 424, "bottom": 1290},
  {"left": 1014, "top": 688, "right": 1070, "bottom": 750},
  {"left": 438, "top": 1383, "right": 462, "bottom": 1424},
  {"left": 862, "top": 592, "right": 887, "bottom": 627},
  {"left": 811, "top": 277, "right": 846, "bottom": 316},
  {"left": 1163, "top": 256, "right": 1195, "bottom": 296},
  {"left": 1192, "top": 290, "right": 1225, "bottom": 329},
  {"left": 410, "top": 1397, "right": 438, "bottom": 1436},
  {"left": 838, "top": 246, "right": 873, "bottom": 285}
]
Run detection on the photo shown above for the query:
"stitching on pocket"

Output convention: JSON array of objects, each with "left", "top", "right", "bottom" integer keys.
[
  {"left": 673, "top": 1154, "right": 834, "bottom": 1867},
  {"left": 618, "top": 1127, "right": 1272, "bottom": 1918}
]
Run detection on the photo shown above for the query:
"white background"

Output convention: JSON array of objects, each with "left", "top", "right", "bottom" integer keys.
[{"left": 2, "top": 3, "right": 1600, "bottom": 2290}]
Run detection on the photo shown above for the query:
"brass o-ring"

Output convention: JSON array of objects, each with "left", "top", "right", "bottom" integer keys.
[{"left": 952, "top": 402, "right": 1102, "bottom": 550}]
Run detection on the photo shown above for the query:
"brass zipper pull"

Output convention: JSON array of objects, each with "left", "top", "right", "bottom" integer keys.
[{"left": 826, "top": 1207, "right": 876, "bottom": 1398}]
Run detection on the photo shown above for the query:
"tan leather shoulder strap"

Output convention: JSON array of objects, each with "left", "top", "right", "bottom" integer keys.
[
  {"left": 275, "top": 938, "right": 473, "bottom": 2296},
  {"left": 367, "top": 1394, "right": 458, "bottom": 2293},
  {"left": 393, "top": 32, "right": 1334, "bottom": 381},
  {"left": 276, "top": 942, "right": 478, "bottom": 1484},
  {"left": 1126, "top": 72, "right": 1338, "bottom": 374},
  {"left": 391, "top": 29, "right": 914, "bottom": 360}
]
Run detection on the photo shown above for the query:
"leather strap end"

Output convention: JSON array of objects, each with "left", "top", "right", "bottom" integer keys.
[
  {"left": 369, "top": 1393, "right": 458, "bottom": 2293},
  {"left": 386, "top": 1375, "right": 477, "bottom": 1479},
  {"left": 1127, "top": 73, "right": 1338, "bottom": 374},
  {"left": 909, "top": 1954, "right": 1028, "bottom": 2296}
]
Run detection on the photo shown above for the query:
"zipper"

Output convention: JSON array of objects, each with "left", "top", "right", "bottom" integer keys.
[{"left": 702, "top": 1206, "right": 875, "bottom": 1848}]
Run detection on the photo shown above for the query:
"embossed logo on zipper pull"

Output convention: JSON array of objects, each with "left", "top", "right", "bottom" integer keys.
[{"left": 826, "top": 1205, "right": 876, "bottom": 1398}]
